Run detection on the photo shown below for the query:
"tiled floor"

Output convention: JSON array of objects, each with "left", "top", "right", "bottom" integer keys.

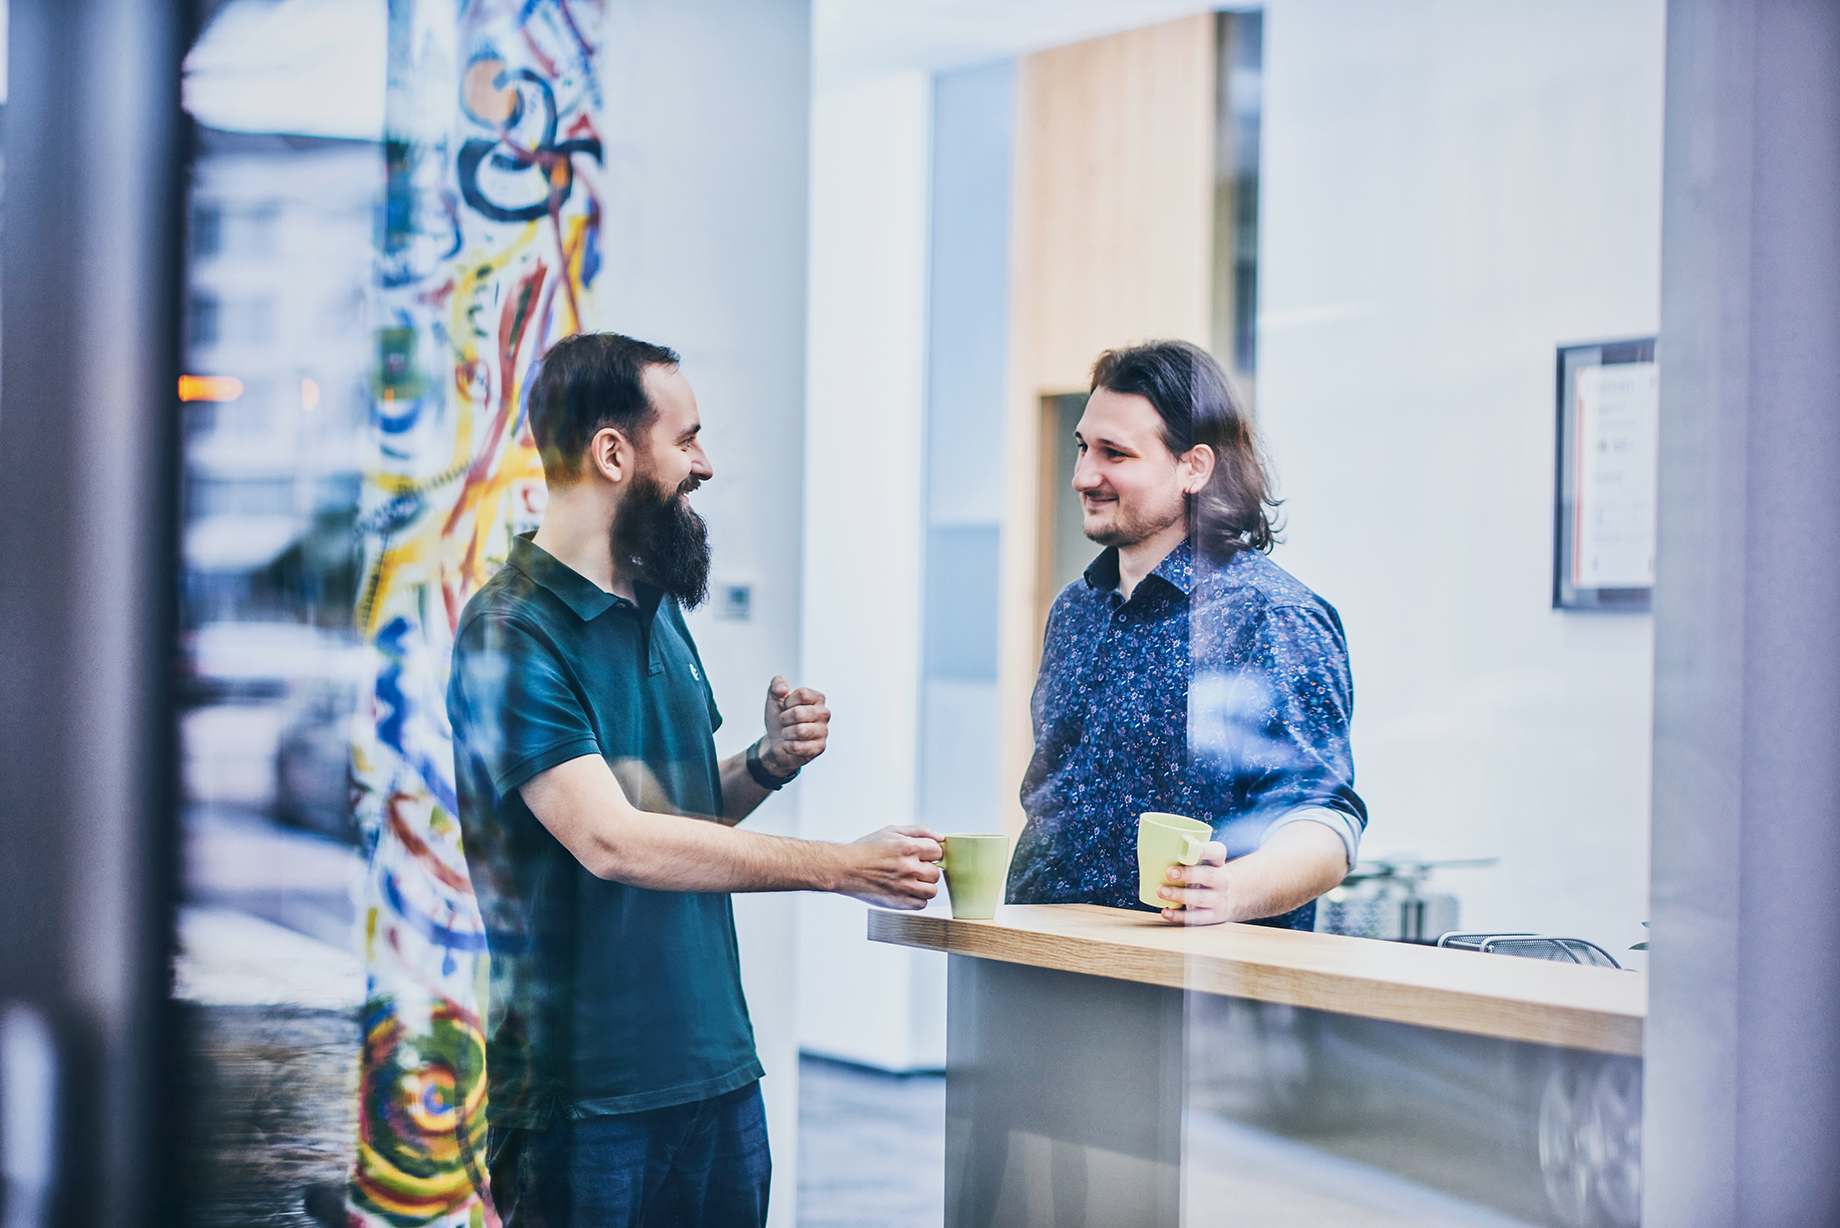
[{"left": 792, "top": 1055, "right": 1546, "bottom": 1228}]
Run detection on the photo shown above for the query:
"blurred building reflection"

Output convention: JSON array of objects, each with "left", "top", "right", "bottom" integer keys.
[
  {"left": 175, "top": 122, "right": 379, "bottom": 1228},
  {"left": 181, "top": 126, "right": 376, "bottom": 841}
]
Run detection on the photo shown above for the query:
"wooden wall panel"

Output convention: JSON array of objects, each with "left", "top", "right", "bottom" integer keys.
[{"left": 997, "top": 14, "right": 1216, "bottom": 834}]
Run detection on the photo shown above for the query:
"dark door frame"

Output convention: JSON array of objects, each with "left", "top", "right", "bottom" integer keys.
[{"left": 0, "top": 2, "right": 187, "bottom": 1224}]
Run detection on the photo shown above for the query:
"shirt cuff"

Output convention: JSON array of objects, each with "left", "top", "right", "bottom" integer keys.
[{"left": 1260, "top": 806, "right": 1361, "bottom": 870}]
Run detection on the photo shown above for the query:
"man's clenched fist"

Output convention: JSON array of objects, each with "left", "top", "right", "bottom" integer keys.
[{"left": 761, "top": 675, "right": 830, "bottom": 777}]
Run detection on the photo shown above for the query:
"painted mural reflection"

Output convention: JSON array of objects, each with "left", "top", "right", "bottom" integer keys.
[{"left": 351, "top": 1, "right": 601, "bottom": 1223}]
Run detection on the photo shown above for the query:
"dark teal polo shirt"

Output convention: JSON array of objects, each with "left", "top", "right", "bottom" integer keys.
[{"left": 448, "top": 534, "right": 761, "bottom": 1127}]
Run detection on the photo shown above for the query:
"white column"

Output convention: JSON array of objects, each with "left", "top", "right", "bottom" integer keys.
[
  {"left": 799, "top": 69, "right": 946, "bottom": 1071},
  {"left": 601, "top": 2, "right": 814, "bottom": 1219}
]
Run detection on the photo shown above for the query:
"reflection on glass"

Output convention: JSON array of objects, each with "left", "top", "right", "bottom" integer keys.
[
  {"left": 902, "top": 4, "right": 1660, "bottom": 1226},
  {"left": 173, "top": 7, "right": 389, "bottom": 1228},
  {"left": 1186, "top": 999, "right": 1641, "bottom": 1227},
  {"left": 175, "top": 56, "right": 379, "bottom": 1228},
  {"left": 165, "top": 3, "right": 1666, "bottom": 1227}
]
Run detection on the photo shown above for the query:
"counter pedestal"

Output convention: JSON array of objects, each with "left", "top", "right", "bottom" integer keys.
[
  {"left": 873, "top": 903, "right": 1648, "bottom": 1228},
  {"left": 945, "top": 957, "right": 1183, "bottom": 1227}
]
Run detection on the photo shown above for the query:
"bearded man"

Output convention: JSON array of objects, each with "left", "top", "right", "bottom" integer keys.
[
  {"left": 448, "top": 332, "right": 942, "bottom": 1227},
  {"left": 1005, "top": 339, "right": 1367, "bottom": 928}
]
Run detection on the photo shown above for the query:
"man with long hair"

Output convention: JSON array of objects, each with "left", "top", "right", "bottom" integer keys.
[
  {"left": 448, "top": 332, "right": 943, "bottom": 1226},
  {"left": 1005, "top": 340, "right": 1366, "bottom": 927}
]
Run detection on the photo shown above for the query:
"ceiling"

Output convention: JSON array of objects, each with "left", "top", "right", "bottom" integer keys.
[
  {"left": 183, "top": 0, "right": 1216, "bottom": 138},
  {"left": 813, "top": 0, "right": 1213, "bottom": 85}
]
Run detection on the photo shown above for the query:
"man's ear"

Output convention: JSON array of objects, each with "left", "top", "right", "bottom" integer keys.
[
  {"left": 1181, "top": 443, "right": 1217, "bottom": 495},
  {"left": 587, "top": 425, "right": 633, "bottom": 485}
]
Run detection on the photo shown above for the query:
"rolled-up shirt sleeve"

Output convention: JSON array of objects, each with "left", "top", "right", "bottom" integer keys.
[{"left": 1262, "top": 805, "right": 1363, "bottom": 870}]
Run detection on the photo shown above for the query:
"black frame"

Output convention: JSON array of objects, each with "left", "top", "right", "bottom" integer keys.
[
  {"left": 1552, "top": 337, "right": 1658, "bottom": 611},
  {"left": 0, "top": 2, "right": 189, "bottom": 1222}
]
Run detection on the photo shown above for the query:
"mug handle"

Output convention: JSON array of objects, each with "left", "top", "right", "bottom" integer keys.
[{"left": 1179, "top": 834, "right": 1208, "bottom": 866}]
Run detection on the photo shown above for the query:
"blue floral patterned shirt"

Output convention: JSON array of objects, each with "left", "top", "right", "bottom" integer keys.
[{"left": 1005, "top": 538, "right": 1366, "bottom": 929}]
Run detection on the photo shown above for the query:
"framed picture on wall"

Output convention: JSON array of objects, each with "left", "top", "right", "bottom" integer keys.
[{"left": 1553, "top": 337, "right": 1658, "bottom": 611}]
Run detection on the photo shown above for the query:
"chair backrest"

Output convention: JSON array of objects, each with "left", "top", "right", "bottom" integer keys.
[{"left": 1435, "top": 931, "right": 1624, "bottom": 970}]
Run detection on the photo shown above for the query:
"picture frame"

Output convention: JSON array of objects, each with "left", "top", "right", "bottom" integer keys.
[{"left": 1552, "top": 337, "right": 1659, "bottom": 611}]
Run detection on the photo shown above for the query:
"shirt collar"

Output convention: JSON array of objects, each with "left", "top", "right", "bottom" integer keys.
[
  {"left": 1082, "top": 537, "right": 1196, "bottom": 598},
  {"left": 508, "top": 533, "right": 628, "bottom": 622}
]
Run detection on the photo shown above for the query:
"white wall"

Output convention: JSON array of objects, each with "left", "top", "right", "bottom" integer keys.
[
  {"left": 599, "top": 1, "right": 812, "bottom": 1217},
  {"left": 919, "top": 61, "right": 1014, "bottom": 848},
  {"left": 797, "top": 69, "right": 949, "bottom": 1071},
  {"left": 1255, "top": 0, "right": 1666, "bottom": 958},
  {"left": 795, "top": 0, "right": 1667, "bottom": 1066}
]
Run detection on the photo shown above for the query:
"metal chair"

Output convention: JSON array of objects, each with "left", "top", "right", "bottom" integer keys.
[{"left": 1435, "top": 931, "right": 1623, "bottom": 969}]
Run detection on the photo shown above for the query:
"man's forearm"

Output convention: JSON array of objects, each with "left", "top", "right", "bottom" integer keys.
[
  {"left": 521, "top": 753, "right": 939, "bottom": 905},
  {"left": 522, "top": 753, "right": 838, "bottom": 889},
  {"left": 1221, "top": 822, "right": 1348, "bottom": 922},
  {"left": 591, "top": 806, "right": 845, "bottom": 892},
  {"left": 588, "top": 810, "right": 942, "bottom": 907},
  {"left": 717, "top": 743, "right": 774, "bottom": 825}
]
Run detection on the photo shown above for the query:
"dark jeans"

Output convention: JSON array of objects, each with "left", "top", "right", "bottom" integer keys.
[{"left": 487, "top": 1082, "right": 771, "bottom": 1228}]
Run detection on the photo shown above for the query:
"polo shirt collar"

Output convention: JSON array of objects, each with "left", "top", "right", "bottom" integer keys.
[
  {"left": 1082, "top": 537, "right": 1196, "bottom": 598},
  {"left": 509, "top": 533, "right": 619, "bottom": 622}
]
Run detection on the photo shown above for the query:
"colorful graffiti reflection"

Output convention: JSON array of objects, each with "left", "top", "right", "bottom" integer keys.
[{"left": 350, "top": 2, "right": 601, "bottom": 1222}]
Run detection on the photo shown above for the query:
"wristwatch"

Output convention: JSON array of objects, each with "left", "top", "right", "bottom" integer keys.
[{"left": 747, "top": 739, "right": 800, "bottom": 790}]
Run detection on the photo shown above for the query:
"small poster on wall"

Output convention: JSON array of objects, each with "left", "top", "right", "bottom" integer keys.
[{"left": 1554, "top": 338, "right": 1658, "bottom": 611}]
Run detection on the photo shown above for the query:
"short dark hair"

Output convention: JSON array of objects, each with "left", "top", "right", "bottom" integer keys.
[
  {"left": 526, "top": 332, "right": 681, "bottom": 483},
  {"left": 1089, "top": 339, "right": 1279, "bottom": 561}
]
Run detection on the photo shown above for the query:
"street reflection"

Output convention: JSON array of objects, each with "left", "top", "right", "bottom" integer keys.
[
  {"left": 1187, "top": 998, "right": 1640, "bottom": 1228},
  {"left": 176, "top": 9, "right": 380, "bottom": 1225}
]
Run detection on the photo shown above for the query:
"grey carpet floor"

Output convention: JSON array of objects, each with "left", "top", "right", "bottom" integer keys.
[{"left": 797, "top": 1057, "right": 946, "bottom": 1228}]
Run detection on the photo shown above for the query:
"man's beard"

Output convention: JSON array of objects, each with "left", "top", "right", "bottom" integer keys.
[
  {"left": 1084, "top": 491, "right": 1186, "bottom": 549},
  {"left": 610, "top": 467, "right": 712, "bottom": 609}
]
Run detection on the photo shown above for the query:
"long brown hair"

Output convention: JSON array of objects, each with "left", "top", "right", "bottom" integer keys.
[{"left": 1089, "top": 340, "right": 1280, "bottom": 562}]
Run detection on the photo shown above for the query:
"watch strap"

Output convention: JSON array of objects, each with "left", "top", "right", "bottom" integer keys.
[{"left": 747, "top": 739, "right": 799, "bottom": 790}]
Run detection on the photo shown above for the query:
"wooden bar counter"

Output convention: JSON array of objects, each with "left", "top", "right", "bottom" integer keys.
[
  {"left": 870, "top": 904, "right": 1647, "bottom": 1227},
  {"left": 870, "top": 903, "right": 1645, "bottom": 1056}
]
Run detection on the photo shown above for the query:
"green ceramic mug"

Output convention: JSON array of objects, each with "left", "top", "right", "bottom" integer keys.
[
  {"left": 1137, "top": 812, "right": 1213, "bottom": 909},
  {"left": 940, "top": 834, "right": 1010, "bottom": 920}
]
